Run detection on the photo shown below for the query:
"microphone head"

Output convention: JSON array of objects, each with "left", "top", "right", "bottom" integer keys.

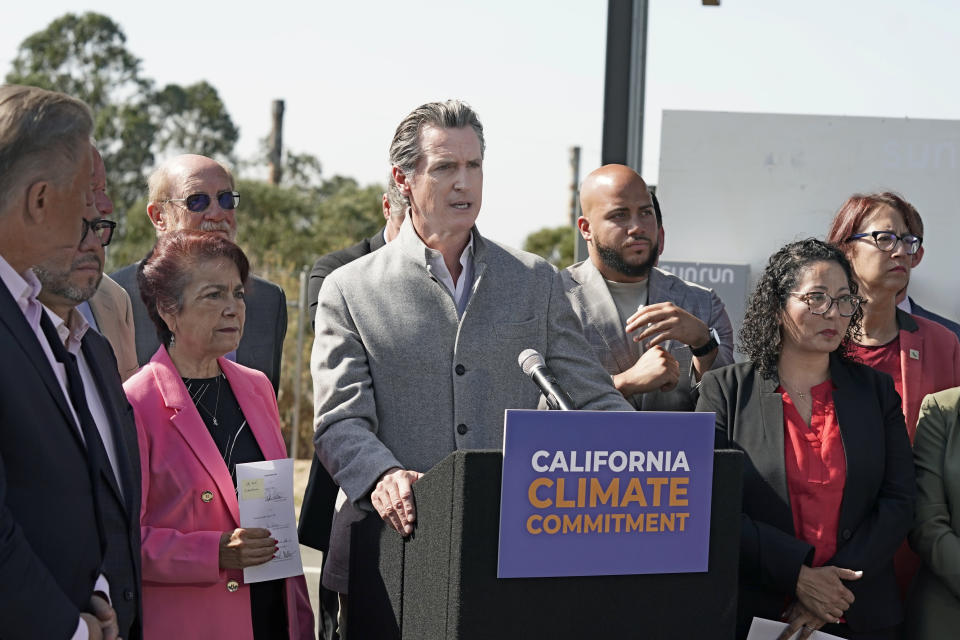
[{"left": 518, "top": 348, "right": 545, "bottom": 377}]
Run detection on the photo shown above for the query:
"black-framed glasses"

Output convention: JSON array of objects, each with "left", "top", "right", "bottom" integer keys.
[
  {"left": 788, "top": 291, "right": 862, "bottom": 317},
  {"left": 80, "top": 218, "right": 117, "bottom": 247},
  {"left": 163, "top": 190, "right": 239, "bottom": 213},
  {"left": 845, "top": 230, "right": 922, "bottom": 255}
]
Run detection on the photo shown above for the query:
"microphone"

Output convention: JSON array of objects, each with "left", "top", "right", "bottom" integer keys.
[{"left": 518, "top": 349, "right": 577, "bottom": 411}]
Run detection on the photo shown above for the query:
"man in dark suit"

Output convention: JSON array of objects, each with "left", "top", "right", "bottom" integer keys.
[
  {"left": 299, "top": 180, "right": 406, "bottom": 639},
  {"left": 0, "top": 84, "right": 121, "bottom": 640},
  {"left": 111, "top": 154, "right": 287, "bottom": 393},
  {"left": 33, "top": 143, "right": 143, "bottom": 639}
]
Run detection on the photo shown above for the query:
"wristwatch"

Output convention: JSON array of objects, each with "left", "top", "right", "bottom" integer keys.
[{"left": 690, "top": 328, "right": 720, "bottom": 357}]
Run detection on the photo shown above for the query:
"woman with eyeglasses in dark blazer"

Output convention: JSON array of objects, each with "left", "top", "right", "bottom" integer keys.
[{"left": 697, "top": 239, "right": 914, "bottom": 640}]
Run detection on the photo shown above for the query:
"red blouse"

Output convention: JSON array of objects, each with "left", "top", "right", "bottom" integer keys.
[
  {"left": 848, "top": 338, "right": 904, "bottom": 435},
  {"left": 780, "top": 380, "right": 847, "bottom": 567}
]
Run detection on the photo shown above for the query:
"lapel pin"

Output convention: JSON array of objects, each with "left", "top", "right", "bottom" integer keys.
[
  {"left": 909, "top": 349, "right": 920, "bottom": 360},
  {"left": 201, "top": 490, "right": 214, "bottom": 503}
]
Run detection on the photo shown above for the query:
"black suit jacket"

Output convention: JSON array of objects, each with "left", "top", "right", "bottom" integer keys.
[
  {"left": 697, "top": 356, "right": 915, "bottom": 637},
  {"left": 81, "top": 328, "right": 143, "bottom": 639},
  {"left": 911, "top": 296, "right": 960, "bottom": 343},
  {"left": 111, "top": 261, "right": 287, "bottom": 394},
  {"left": 0, "top": 283, "right": 112, "bottom": 637},
  {"left": 299, "top": 229, "right": 386, "bottom": 551}
]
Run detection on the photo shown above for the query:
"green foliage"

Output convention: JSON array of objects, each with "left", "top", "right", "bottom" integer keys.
[
  {"left": 153, "top": 82, "right": 239, "bottom": 162},
  {"left": 523, "top": 225, "right": 577, "bottom": 269},
  {"left": 6, "top": 12, "right": 238, "bottom": 230},
  {"left": 7, "top": 11, "right": 391, "bottom": 456},
  {"left": 238, "top": 176, "right": 384, "bottom": 456}
]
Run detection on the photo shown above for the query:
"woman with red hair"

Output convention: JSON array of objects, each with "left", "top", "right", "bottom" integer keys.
[
  {"left": 124, "top": 231, "right": 313, "bottom": 638},
  {"left": 827, "top": 192, "right": 960, "bottom": 599},
  {"left": 826, "top": 191, "right": 960, "bottom": 442}
]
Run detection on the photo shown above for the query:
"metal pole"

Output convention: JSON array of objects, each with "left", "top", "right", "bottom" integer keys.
[
  {"left": 269, "top": 99, "right": 285, "bottom": 185},
  {"left": 626, "top": 0, "right": 648, "bottom": 172},
  {"left": 569, "top": 146, "right": 581, "bottom": 227},
  {"left": 290, "top": 267, "right": 308, "bottom": 459}
]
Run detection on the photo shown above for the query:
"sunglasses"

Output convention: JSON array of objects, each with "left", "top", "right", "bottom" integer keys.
[
  {"left": 80, "top": 217, "right": 117, "bottom": 247},
  {"left": 163, "top": 190, "right": 240, "bottom": 213}
]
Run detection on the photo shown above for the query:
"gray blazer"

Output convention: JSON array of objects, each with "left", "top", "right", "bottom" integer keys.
[
  {"left": 907, "top": 386, "right": 960, "bottom": 639},
  {"left": 562, "top": 260, "right": 733, "bottom": 411},
  {"left": 311, "top": 221, "right": 632, "bottom": 506},
  {"left": 111, "top": 261, "right": 287, "bottom": 394}
]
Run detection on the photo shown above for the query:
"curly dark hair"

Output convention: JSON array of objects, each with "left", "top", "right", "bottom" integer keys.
[{"left": 739, "top": 238, "right": 863, "bottom": 379}]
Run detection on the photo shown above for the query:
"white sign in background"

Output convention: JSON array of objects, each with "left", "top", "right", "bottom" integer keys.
[{"left": 658, "top": 110, "right": 960, "bottom": 324}]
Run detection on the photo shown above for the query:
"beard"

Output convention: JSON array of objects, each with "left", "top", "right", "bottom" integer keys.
[
  {"left": 594, "top": 235, "right": 659, "bottom": 279},
  {"left": 33, "top": 255, "right": 103, "bottom": 304}
]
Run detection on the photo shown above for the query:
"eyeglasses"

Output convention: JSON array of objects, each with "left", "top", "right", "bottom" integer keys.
[
  {"left": 788, "top": 291, "right": 862, "bottom": 317},
  {"left": 845, "top": 230, "right": 922, "bottom": 255},
  {"left": 80, "top": 218, "right": 117, "bottom": 247},
  {"left": 163, "top": 190, "right": 240, "bottom": 213}
]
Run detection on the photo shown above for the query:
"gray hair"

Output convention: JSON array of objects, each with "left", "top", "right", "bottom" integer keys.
[
  {"left": 0, "top": 85, "right": 93, "bottom": 213},
  {"left": 385, "top": 177, "right": 408, "bottom": 218},
  {"left": 389, "top": 100, "right": 485, "bottom": 176}
]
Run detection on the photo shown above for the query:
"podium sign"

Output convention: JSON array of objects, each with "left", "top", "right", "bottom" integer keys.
[{"left": 497, "top": 410, "right": 714, "bottom": 578}]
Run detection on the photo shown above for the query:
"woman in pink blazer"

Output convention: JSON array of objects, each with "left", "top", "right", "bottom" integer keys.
[{"left": 124, "top": 231, "right": 312, "bottom": 639}]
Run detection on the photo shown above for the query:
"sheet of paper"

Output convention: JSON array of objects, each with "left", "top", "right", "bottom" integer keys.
[
  {"left": 236, "top": 458, "right": 304, "bottom": 584},
  {"left": 746, "top": 617, "right": 845, "bottom": 640}
]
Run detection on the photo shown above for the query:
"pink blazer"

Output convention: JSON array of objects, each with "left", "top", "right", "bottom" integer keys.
[
  {"left": 900, "top": 311, "right": 960, "bottom": 442},
  {"left": 124, "top": 347, "right": 313, "bottom": 639}
]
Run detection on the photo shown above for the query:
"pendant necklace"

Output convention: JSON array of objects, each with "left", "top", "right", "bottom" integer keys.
[{"left": 187, "top": 374, "right": 223, "bottom": 426}]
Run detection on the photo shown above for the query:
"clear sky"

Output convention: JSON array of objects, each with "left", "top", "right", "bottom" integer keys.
[{"left": 2, "top": 0, "right": 958, "bottom": 249}]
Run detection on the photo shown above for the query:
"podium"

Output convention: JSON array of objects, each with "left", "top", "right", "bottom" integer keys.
[{"left": 348, "top": 449, "right": 743, "bottom": 639}]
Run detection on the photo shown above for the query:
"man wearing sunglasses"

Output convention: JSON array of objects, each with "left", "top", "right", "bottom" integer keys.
[
  {"left": 32, "top": 147, "right": 143, "bottom": 640},
  {"left": 111, "top": 154, "right": 287, "bottom": 394}
]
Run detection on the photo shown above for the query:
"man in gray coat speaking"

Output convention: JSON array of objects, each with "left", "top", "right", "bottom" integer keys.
[{"left": 310, "top": 100, "right": 632, "bottom": 629}]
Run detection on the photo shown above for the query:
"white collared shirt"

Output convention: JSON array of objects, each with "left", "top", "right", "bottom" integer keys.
[{"left": 426, "top": 234, "right": 476, "bottom": 317}]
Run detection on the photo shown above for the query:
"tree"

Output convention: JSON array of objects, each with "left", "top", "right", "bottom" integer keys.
[
  {"left": 524, "top": 225, "right": 577, "bottom": 269},
  {"left": 6, "top": 12, "right": 238, "bottom": 228},
  {"left": 152, "top": 82, "right": 239, "bottom": 163}
]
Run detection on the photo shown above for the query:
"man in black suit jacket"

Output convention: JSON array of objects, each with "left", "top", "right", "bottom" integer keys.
[
  {"left": 0, "top": 85, "right": 122, "bottom": 640},
  {"left": 34, "top": 144, "right": 143, "bottom": 639},
  {"left": 299, "top": 182, "right": 406, "bottom": 639},
  {"left": 111, "top": 154, "right": 287, "bottom": 393}
]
